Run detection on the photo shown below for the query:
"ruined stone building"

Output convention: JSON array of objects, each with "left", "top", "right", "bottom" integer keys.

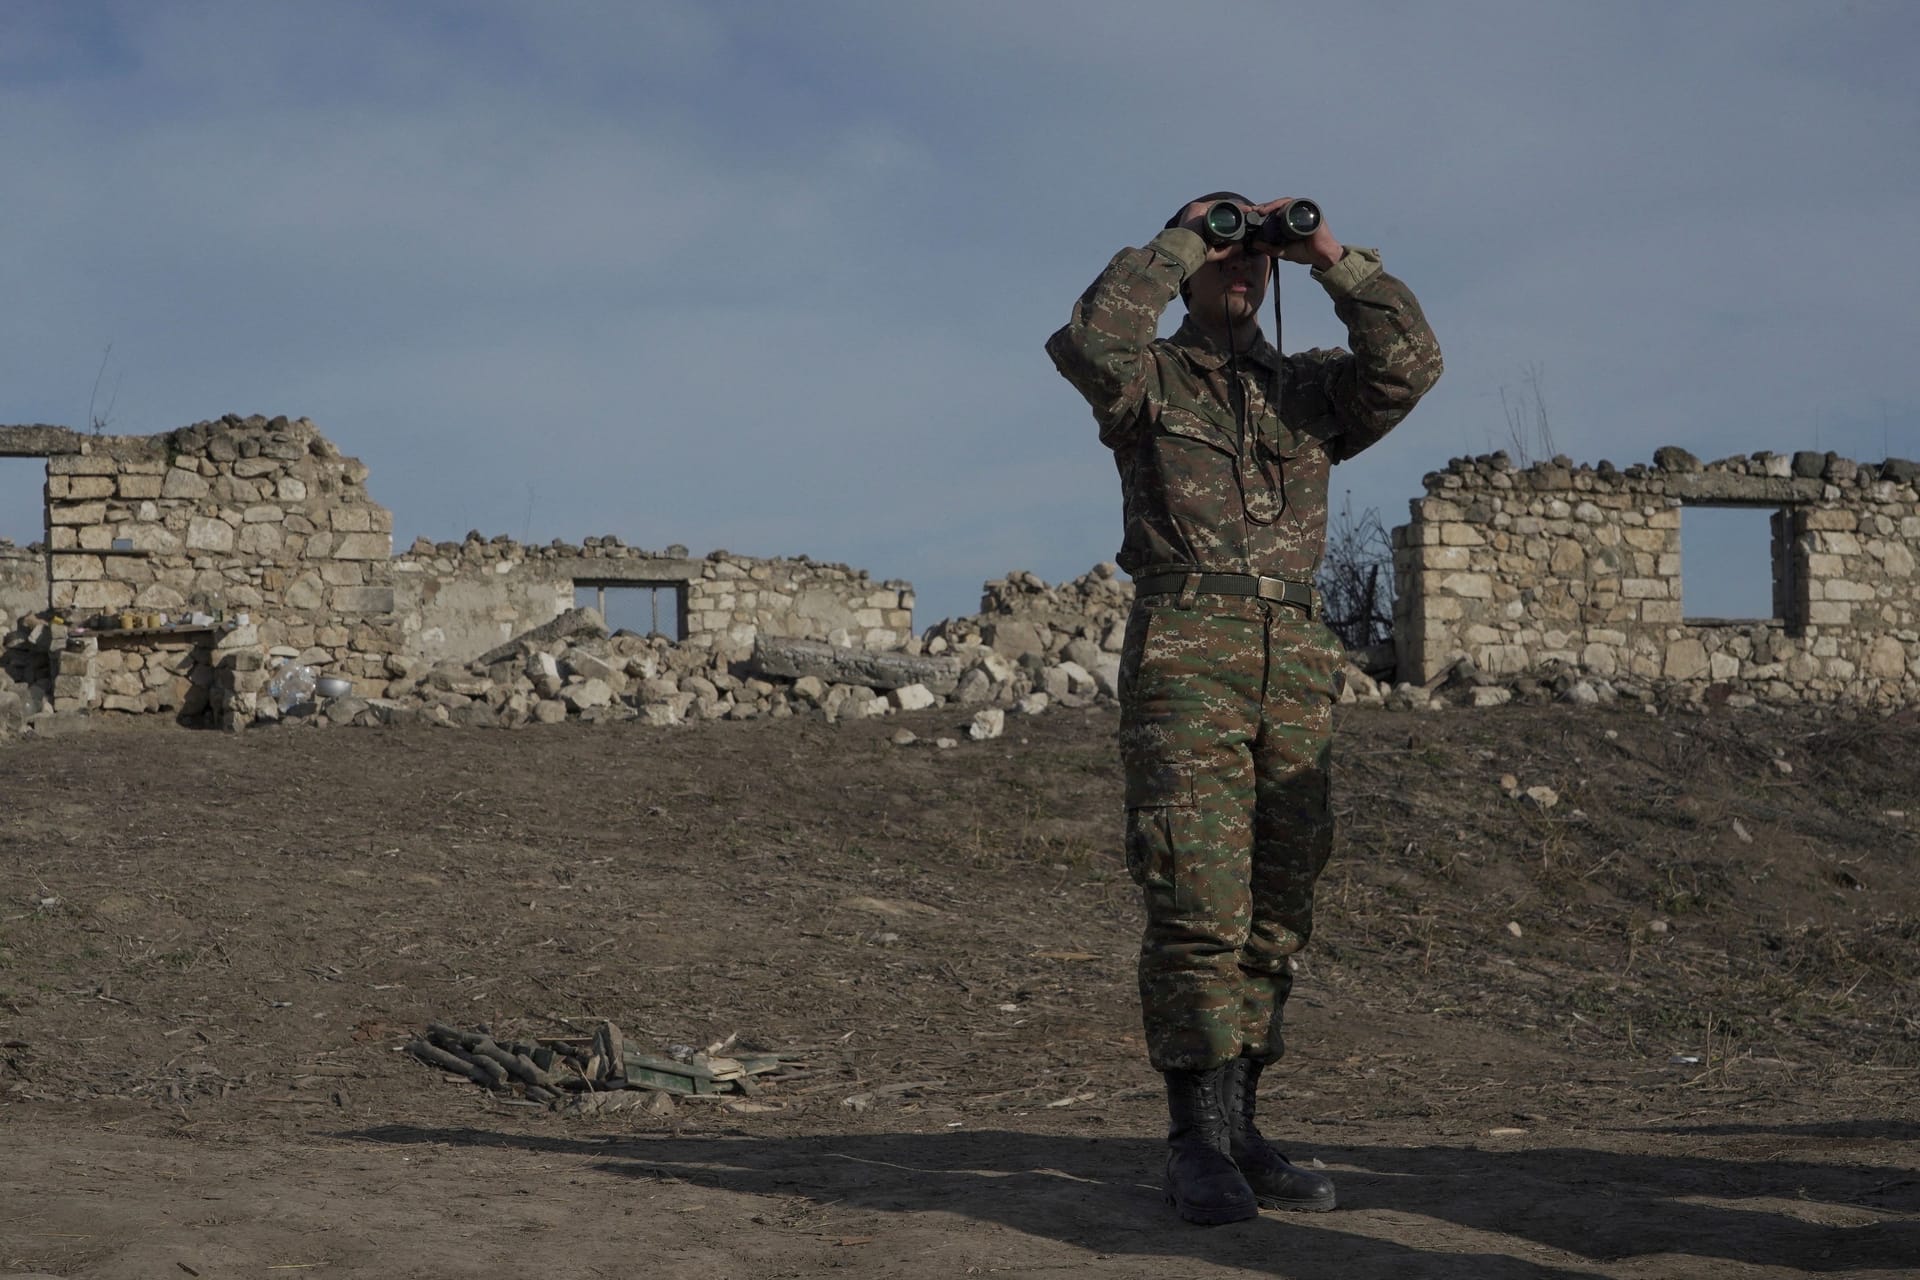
[
  {"left": 6, "top": 415, "right": 1918, "bottom": 728},
  {"left": 1393, "top": 449, "right": 1920, "bottom": 707},
  {"left": 1, "top": 416, "right": 911, "bottom": 722}
]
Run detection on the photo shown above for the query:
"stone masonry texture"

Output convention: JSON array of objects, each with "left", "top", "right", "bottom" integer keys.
[{"left": 1393, "top": 448, "right": 1920, "bottom": 709}]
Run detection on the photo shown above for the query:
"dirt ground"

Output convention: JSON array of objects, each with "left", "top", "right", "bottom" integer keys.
[{"left": 2, "top": 699, "right": 1916, "bottom": 1278}]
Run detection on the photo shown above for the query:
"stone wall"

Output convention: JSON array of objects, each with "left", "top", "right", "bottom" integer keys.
[
  {"left": 1393, "top": 449, "right": 1920, "bottom": 708},
  {"left": 34, "top": 415, "right": 399, "bottom": 716},
  {"left": 2, "top": 415, "right": 918, "bottom": 724},
  {"left": 0, "top": 543, "right": 45, "bottom": 630},
  {"left": 389, "top": 534, "right": 914, "bottom": 663}
]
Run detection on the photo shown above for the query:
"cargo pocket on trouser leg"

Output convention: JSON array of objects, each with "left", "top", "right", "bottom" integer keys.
[
  {"left": 1125, "top": 766, "right": 1249, "bottom": 1071},
  {"left": 1124, "top": 805, "right": 1177, "bottom": 889}
]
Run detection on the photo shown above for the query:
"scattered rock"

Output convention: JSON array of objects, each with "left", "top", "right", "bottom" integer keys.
[
  {"left": 1521, "top": 785, "right": 1559, "bottom": 810},
  {"left": 889, "top": 683, "right": 937, "bottom": 712}
]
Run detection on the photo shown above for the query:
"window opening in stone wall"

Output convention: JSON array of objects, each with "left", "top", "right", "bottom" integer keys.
[
  {"left": 1680, "top": 505, "right": 1784, "bottom": 623},
  {"left": 0, "top": 458, "right": 45, "bottom": 549},
  {"left": 574, "top": 581, "right": 687, "bottom": 641}
]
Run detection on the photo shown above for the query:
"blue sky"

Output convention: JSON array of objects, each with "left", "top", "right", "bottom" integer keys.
[{"left": 3, "top": 1, "right": 1915, "bottom": 625}]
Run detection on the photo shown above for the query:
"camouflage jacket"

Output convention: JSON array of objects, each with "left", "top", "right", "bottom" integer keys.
[{"left": 1045, "top": 226, "right": 1442, "bottom": 582}]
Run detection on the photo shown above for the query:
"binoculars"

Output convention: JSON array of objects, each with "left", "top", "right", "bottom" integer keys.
[{"left": 1198, "top": 199, "right": 1322, "bottom": 250}]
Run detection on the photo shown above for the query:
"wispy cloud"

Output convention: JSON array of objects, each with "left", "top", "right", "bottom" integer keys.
[{"left": 2, "top": 1, "right": 1915, "bottom": 623}]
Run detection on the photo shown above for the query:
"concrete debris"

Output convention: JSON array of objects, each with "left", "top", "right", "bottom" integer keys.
[
  {"left": 475, "top": 607, "right": 607, "bottom": 667},
  {"left": 750, "top": 636, "right": 963, "bottom": 694}
]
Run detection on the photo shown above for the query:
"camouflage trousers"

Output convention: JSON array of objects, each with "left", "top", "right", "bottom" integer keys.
[{"left": 1118, "top": 592, "right": 1342, "bottom": 1073}]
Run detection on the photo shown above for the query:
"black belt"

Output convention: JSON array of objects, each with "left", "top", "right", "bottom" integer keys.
[{"left": 1131, "top": 571, "right": 1315, "bottom": 612}]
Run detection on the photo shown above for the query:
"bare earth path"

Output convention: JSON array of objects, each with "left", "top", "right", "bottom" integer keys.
[{"left": 2, "top": 704, "right": 1915, "bottom": 1277}]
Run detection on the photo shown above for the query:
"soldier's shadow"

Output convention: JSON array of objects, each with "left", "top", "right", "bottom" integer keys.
[{"left": 346, "top": 1121, "right": 1918, "bottom": 1277}]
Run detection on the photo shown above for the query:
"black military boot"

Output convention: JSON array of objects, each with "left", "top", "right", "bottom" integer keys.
[
  {"left": 1162, "top": 1067, "right": 1259, "bottom": 1225},
  {"left": 1219, "top": 1056, "right": 1337, "bottom": 1211}
]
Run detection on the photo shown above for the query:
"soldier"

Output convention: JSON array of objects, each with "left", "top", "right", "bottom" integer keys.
[{"left": 1045, "top": 192, "right": 1442, "bottom": 1224}]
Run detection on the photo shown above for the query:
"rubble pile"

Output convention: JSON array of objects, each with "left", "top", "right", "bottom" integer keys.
[
  {"left": 230, "top": 563, "right": 1145, "bottom": 735},
  {"left": 1336, "top": 653, "right": 1676, "bottom": 713}
]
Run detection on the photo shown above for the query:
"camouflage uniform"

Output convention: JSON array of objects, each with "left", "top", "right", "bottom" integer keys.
[{"left": 1046, "top": 225, "right": 1442, "bottom": 1072}]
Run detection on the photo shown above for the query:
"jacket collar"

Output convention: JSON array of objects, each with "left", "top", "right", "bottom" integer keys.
[{"left": 1166, "top": 317, "right": 1280, "bottom": 374}]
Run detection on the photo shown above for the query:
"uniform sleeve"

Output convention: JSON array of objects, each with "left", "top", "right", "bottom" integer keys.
[
  {"left": 1306, "top": 247, "right": 1444, "bottom": 463},
  {"left": 1044, "top": 228, "right": 1205, "bottom": 447}
]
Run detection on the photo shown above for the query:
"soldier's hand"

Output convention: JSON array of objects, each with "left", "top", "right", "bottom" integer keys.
[
  {"left": 1175, "top": 199, "right": 1247, "bottom": 264},
  {"left": 1247, "top": 198, "right": 1344, "bottom": 270}
]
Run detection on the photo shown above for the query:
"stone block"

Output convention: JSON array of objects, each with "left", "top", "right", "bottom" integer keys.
[
  {"left": 52, "top": 673, "right": 97, "bottom": 702},
  {"left": 71, "top": 580, "right": 134, "bottom": 610},
  {"left": 1056, "top": 660, "right": 1096, "bottom": 696},
  {"left": 186, "top": 517, "right": 234, "bottom": 552},
  {"left": 1437, "top": 572, "right": 1492, "bottom": 599},
  {"left": 1872, "top": 540, "right": 1914, "bottom": 577},
  {"left": 243, "top": 504, "right": 286, "bottom": 524},
  {"left": 969, "top": 708, "right": 1005, "bottom": 740},
  {"left": 329, "top": 586, "right": 397, "bottom": 614},
  {"left": 50, "top": 501, "right": 106, "bottom": 526},
  {"left": 116, "top": 474, "right": 163, "bottom": 499},
  {"left": 983, "top": 619, "right": 1047, "bottom": 660},
  {"left": 161, "top": 468, "right": 210, "bottom": 499},
  {"left": 1812, "top": 531, "right": 1860, "bottom": 555},
  {"left": 889, "top": 683, "right": 937, "bottom": 712},
  {"left": 1807, "top": 601, "right": 1852, "bottom": 625},
  {"left": 331, "top": 506, "right": 373, "bottom": 533},
  {"left": 51, "top": 554, "right": 103, "bottom": 581},
  {"left": 125, "top": 522, "right": 181, "bottom": 553},
  {"left": 1580, "top": 643, "right": 1618, "bottom": 676},
  {"left": 1477, "top": 644, "right": 1530, "bottom": 675},
  {"left": 237, "top": 523, "right": 284, "bottom": 556},
  {"left": 1664, "top": 639, "right": 1709, "bottom": 680},
  {"left": 1859, "top": 635, "right": 1907, "bottom": 679},
  {"left": 1802, "top": 509, "right": 1856, "bottom": 531},
  {"left": 284, "top": 573, "right": 325, "bottom": 610},
  {"left": 49, "top": 452, "right": 116, "bottom": 476},
  {"left": 331, "top": 532, "right": 391, "bottom": 560}
]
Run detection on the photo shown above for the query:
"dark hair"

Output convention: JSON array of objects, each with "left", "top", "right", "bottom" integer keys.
[{"left": 1167, "top": 191, "right": 1253, "bottom": 303}]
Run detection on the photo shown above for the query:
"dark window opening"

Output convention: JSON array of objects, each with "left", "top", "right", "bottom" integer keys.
[
  {"left": 1680, "top": 504, "right": 1787, "bottom": 623},
  {"left": 574, "top": 581, "right": 687, "bottom": 641}
]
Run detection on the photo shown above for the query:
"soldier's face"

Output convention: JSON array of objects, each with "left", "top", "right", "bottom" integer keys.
[{"left": 1187, "top": 246, "right": 1269, "bottom": 326}]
